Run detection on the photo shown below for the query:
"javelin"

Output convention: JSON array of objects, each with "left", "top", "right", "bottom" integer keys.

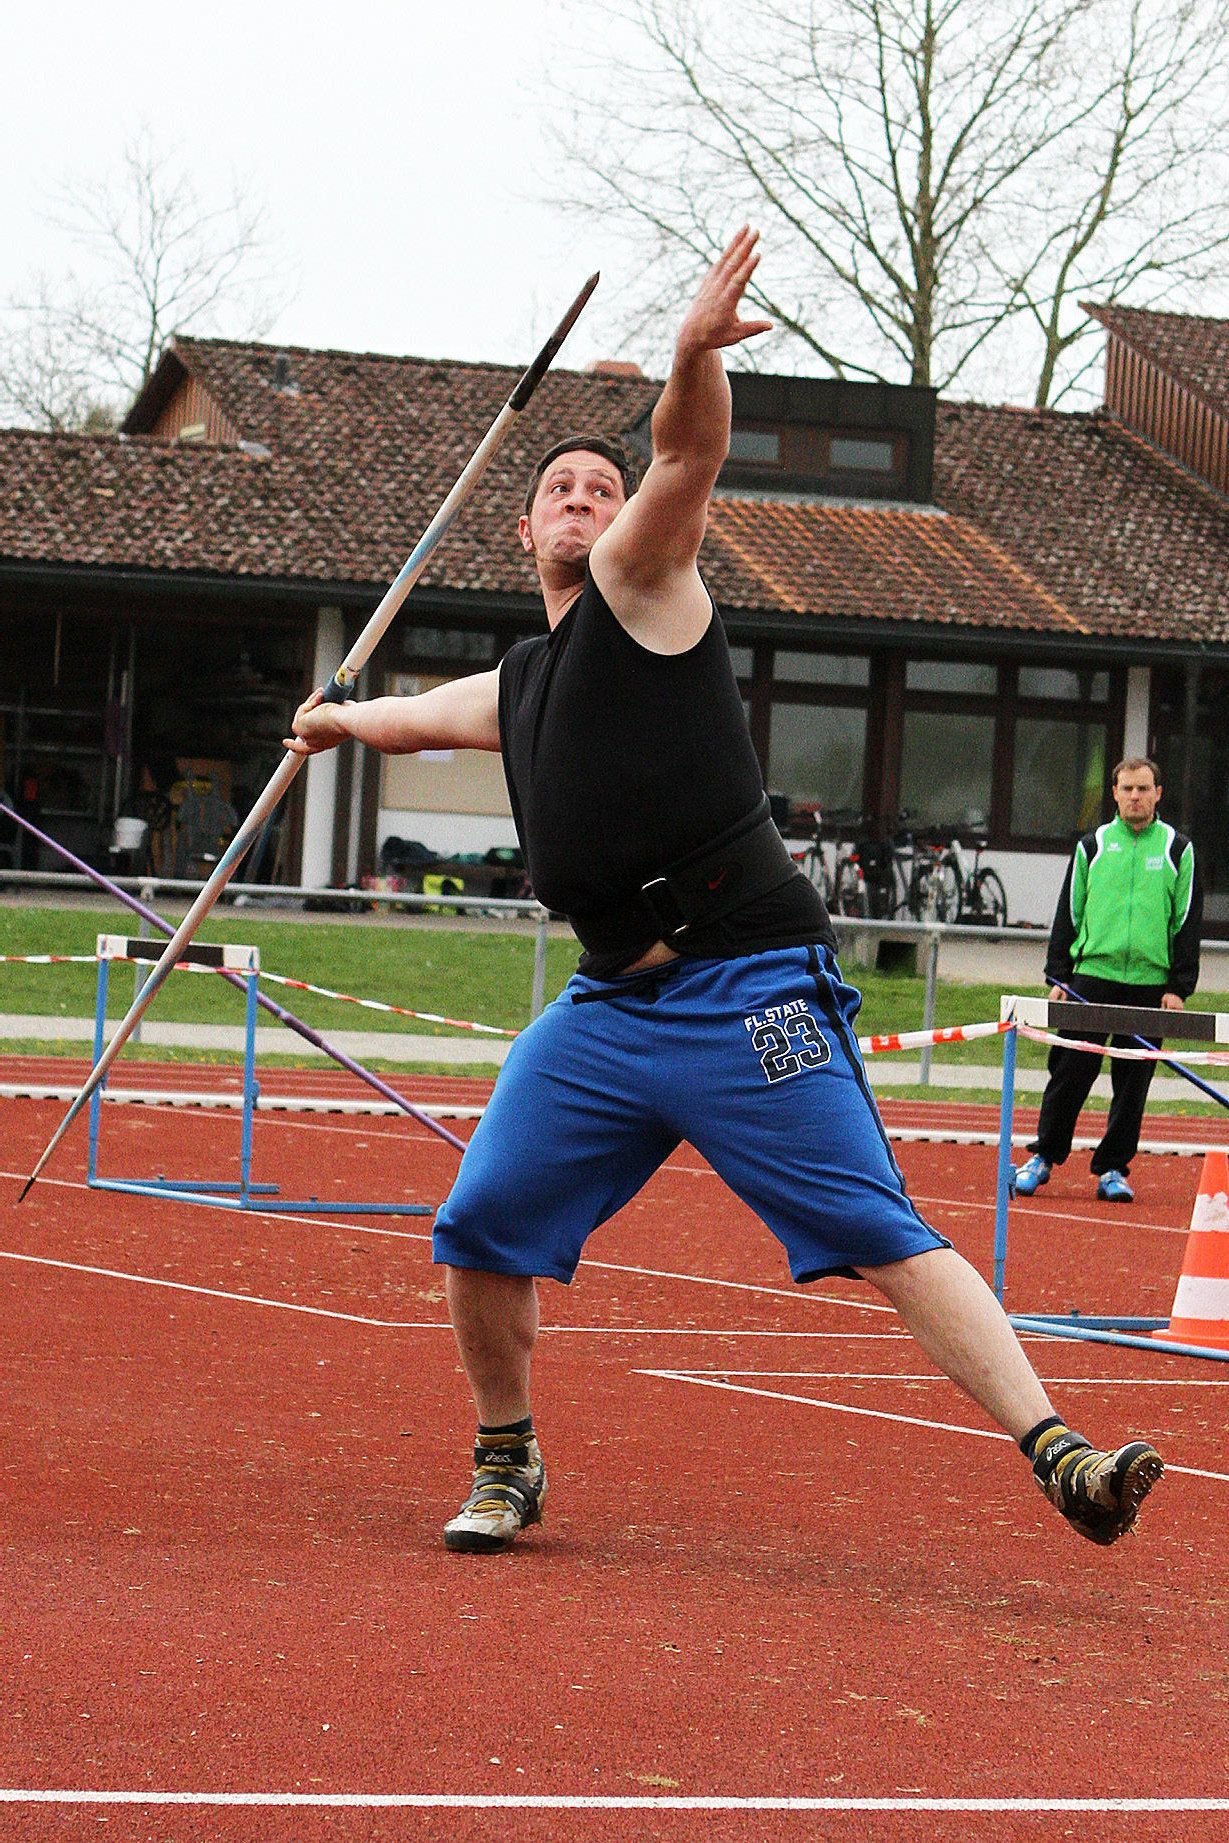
[
  {"left": 18, "top": 271, "right": 599, "bottom": 1199},
  {"left": 1052, "top": 977, "right": 1229, "bottom": 1112},
  {"left": 0, "top": 799, "right": 466, "bottom": 1151}
]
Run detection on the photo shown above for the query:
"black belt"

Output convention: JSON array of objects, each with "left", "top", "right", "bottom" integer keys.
[{"left": 568, "top": 797, "right": 801, "bottom": 956}]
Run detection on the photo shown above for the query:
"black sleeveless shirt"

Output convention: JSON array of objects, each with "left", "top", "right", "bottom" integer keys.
[{"left": 498, "top": 569, "right": 835, "bottom": 977}]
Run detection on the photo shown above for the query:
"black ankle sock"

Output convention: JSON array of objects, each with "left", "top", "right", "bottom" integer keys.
[
  {"left": 477, "top": 1416, "right": 534, "bottom": 1440},
  {"left": 1020, "top": 1414, "right": 1067, "bottom": 1463}
]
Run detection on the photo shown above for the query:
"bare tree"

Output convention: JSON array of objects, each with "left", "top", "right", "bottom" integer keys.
[
  {"left": 549, "top": 0, "right": 1229, "bottom": 404},
  {"left": 0, "top": 130, "right": 289, "bottom": 430},
  {"left": 0, "top": 274, "right": 113, "bottom": 432}
]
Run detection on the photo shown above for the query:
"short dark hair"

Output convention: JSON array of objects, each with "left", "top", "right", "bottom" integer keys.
[
  {"left": 522, "top": 435, "right": 639, "bottom": 514},
  {"left": 1112, "top": 755, "right": 1161, "bottom": 787}
]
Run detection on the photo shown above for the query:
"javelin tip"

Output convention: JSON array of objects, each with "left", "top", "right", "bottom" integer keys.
[
  {"left": 17, "top": 1175, "right": 35, "bottom": 1203},
  {"left": 507, "top": 270, "right": 602, "bottom": 411}
]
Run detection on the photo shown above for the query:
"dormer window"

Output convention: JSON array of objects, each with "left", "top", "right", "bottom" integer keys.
[
  {"left": 722, "top": 417, "right": 910, "bottom": 497},
  {"left": 830, "top": 435, "right": 895, "bottom": 474},
  {"left": 728, "top": 428, "right": 781, "bottom": 464}
]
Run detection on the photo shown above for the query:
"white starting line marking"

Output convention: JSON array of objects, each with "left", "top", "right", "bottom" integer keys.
[
  {"left": 637, "top": 1370, "right": 1229, "bottom": 1484},
  {"left": 0, "top": 1791, "right": 1225, "bottom": 1813}
]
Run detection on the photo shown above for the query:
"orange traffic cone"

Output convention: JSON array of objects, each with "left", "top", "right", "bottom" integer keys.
[{"left": 1152, "top": 1149, "right": 1229, "bottom": 1351}]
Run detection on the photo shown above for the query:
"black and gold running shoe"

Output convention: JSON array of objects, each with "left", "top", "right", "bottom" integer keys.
[
  {"left": 1034, "top": 1430, "right": 1163, "bottom": 1546},
  {"left": 442, "top": 1435, "right": 546, "bottom": 1554}
]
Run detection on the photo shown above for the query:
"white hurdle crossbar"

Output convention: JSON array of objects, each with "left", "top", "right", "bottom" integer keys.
[
  {"left": 87, "top": 937, "right": 431, "bottom": 1217},
  {"left": 993, "top": 994, "right": 1229, "bottom": 1363}
]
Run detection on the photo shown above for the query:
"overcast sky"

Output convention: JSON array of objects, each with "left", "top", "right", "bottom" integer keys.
[{"left": 0, "top": 0, "right": 649, "bottom": 380}]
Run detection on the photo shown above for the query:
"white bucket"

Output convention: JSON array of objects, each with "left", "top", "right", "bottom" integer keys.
[{"left": 111, "top": 816, "right": 148, "bottom": 852}]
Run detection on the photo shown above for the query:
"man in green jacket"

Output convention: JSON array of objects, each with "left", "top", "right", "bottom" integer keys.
[{"left": 1014, "top": 757, "right": 1201, "bottom": 1203}]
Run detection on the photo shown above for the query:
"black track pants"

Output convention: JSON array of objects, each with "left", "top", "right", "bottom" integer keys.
[{"left": 1028, "top": 975, "right": 1167, "bottom": 1177}]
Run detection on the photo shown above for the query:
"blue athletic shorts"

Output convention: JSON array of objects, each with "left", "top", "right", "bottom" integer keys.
[{"left": 433, "top": 943, "right": 950, "bottom": 1284}]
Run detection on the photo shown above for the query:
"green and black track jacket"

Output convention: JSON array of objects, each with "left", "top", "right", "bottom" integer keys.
[{"left": 1044, "top": 816, "right": 1202, "bottom": 999}]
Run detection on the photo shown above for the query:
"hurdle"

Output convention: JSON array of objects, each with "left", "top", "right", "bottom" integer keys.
[
  {"left": 993, "top": 993, "right": 1229, "bottom": 1361},
  {"left": 86, "top": 936, "right": 430, "bottom": 1217}
]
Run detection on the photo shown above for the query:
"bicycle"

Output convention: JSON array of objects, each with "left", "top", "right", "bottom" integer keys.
[
  {"left": 907, "top": 829, "right": 962, "bottom": 923},
  {"left": 786, "top": 805, "right": 835, "bottom": 906},
  {"left": 939, "top": 831, "right": 1008, "bottom": 926},
  {"left": 833, "top": 818, "right": 948, "bottom": 920}
]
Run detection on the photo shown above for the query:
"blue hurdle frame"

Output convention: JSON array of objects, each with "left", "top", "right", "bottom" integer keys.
[
  {"left": 87, "top": 937, "right": 431, "bottom": 1217},
  {"left": 993, "top": 994, "right": 1229, "bottom": 1363}
]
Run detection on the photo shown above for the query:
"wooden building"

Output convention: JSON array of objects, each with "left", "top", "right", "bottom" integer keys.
[{"left": 1, "top": 306, "right": 1226, "bottom": 926}]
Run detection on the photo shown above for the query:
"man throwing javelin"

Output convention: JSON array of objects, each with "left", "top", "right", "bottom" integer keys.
[{"left": 290, "top": 228, "right": 1163, "bottom": 1554}]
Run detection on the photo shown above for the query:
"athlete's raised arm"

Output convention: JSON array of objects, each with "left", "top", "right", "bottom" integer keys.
[{"left": 590, "top": 227, "right": 771, "bottom": 653}]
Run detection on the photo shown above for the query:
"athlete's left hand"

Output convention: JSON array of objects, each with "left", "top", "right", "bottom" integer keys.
[
  {"left": 1161, "top": 991, "right": 1184, "bottom": 1010},
  {"left": 676, "top": 225, "right": 773, "bottom": 361}
]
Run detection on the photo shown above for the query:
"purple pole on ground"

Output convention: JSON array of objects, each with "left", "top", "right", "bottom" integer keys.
[{"left": 1, "top": 801, "right": 466, "bottom": 1152}]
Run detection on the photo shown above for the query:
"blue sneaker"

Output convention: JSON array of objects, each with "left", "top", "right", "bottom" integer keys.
[
  {"left": 1012, "top": 1154, "right": 1051, "bottom": 1196},
  {"left": 1096, "top": 1169, "right": 1134, "bottom": 1203}
]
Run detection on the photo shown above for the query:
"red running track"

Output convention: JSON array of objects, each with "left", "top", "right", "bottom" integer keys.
[{"left": 1, "top": 1077, "right": 1227, "bottom": 1843}]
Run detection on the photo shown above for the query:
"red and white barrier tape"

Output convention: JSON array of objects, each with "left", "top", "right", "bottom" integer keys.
[
  {"left": 256, "top": 970, "right": 518, "bottom": 1037},
  {"left": 1015, "top": 1023, "right": 1229, "bottom": 1066},
  {"left": 8, "top": 953, "right": 1222, "bottom": 1062},
  {"left": 857, "top": 1019, "right": 1011, "bottom": 1055},
  {"left": 1, "top": 952, "right": 517, "bottom": 1037}
]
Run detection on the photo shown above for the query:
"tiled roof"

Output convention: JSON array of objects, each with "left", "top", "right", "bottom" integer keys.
[
  {"left": 1084, "top": 303, "right": 1229, "bottom": 422},
  {"left": 2, "top": 331, "right": 1227, "bottom": 646},
  {"left": 1, "top": 344, "right": 658, "bottom": 596},
  {"left": 703, "top": 497, "right": 1089, "bottom": 634},
  {"left": 933, "top": 400, "right": 1229, "bottom": 643}
]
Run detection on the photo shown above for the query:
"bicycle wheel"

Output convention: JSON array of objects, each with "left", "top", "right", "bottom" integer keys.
[
  {"left": 799, "top": 845, "right": 833, "bottom": 905},
  {"left": 907, "top": 858, "right": 935, "bottom": 921},
  {"left": 968, "top": 867, "right": 1007, "bottom": 927},
  {"left": 833, "top": 853, "right": 870, "bottom": 917},
  {"left": 933, "top": 851, "right": 961, "bottom": 923}
]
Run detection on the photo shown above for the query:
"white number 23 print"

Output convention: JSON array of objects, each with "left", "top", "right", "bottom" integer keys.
[{"left": 750, "top": 1012, "right": 832, "bottom": 1084}]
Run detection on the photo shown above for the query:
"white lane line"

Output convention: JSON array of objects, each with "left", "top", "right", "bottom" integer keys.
[
  {"left": 909, "top": 1192, "right": 1190, "bottom": 1236},
  {"left": 0, "top": 1791, "right": 1225, "bottom": 1812},
  {"left": 637, "top": 1371, "right": 1229, "bottom": 1483},
  {"left": 0, "top": 1249, "right": 908, "bottom": 1338},
  {"left": 0, "top": 1169, "right": 892, "bottom": 1314},
  {"left": 671, "top": 1370, "right": 1229, "bottom": 1386},
  {"left": 581, "top": 1257, "right": 894, "bottom": 1313},
  {"left": 638, "top": 1370, "right": 1006, "bottom": 1440},
  {"left": 0, "top": 1250, "right": 431, "bottom": 1328}
]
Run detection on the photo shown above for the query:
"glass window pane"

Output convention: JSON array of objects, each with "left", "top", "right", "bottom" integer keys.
[
  {"left": 1018, "top": 666, "right": 1109, "bottom": 704},
  {"left": 900, "top": 711, "right": 995, "bottom": 828},
  {"left": 774, "top": 651, "right": 870, "bottom": 686},
  {"left": 402, "top": 626, "right": 493, "bottom": 661},
  {"left": 1011, "top": 719, "right": 1107, "bottom": 836},
  {"left": 906, "top": 660, "right": 997, "bottom": 694},
  {"left": 728, "top": 645, "right": 754, "bottom": 678},
  {"left": 830, "top": 436, "right": 894, "bottom": 473},
  {"left": 769, "top": 702, "right": 867, "bottom": 810},
  {"left": 729, "top": 428, "right": 780, "bottom": 463}
]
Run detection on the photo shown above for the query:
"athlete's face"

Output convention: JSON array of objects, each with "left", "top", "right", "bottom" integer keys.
[
  {"left": 518, "top": 451, "right": 627, "bottom": 571},
  {"left": 1113, "top": 766, "right": 1161, "bottom": 831}
]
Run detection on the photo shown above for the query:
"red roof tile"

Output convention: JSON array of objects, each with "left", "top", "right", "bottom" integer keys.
[
  {"left": 704, "top": 498, "right": 1088, "bottom": 634},
  {"left": 2, "top": 332, "right": 1227, "bottom": 648},
  {"left": 933, "top": 400, "right": 1229, "bottom": 642}
]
